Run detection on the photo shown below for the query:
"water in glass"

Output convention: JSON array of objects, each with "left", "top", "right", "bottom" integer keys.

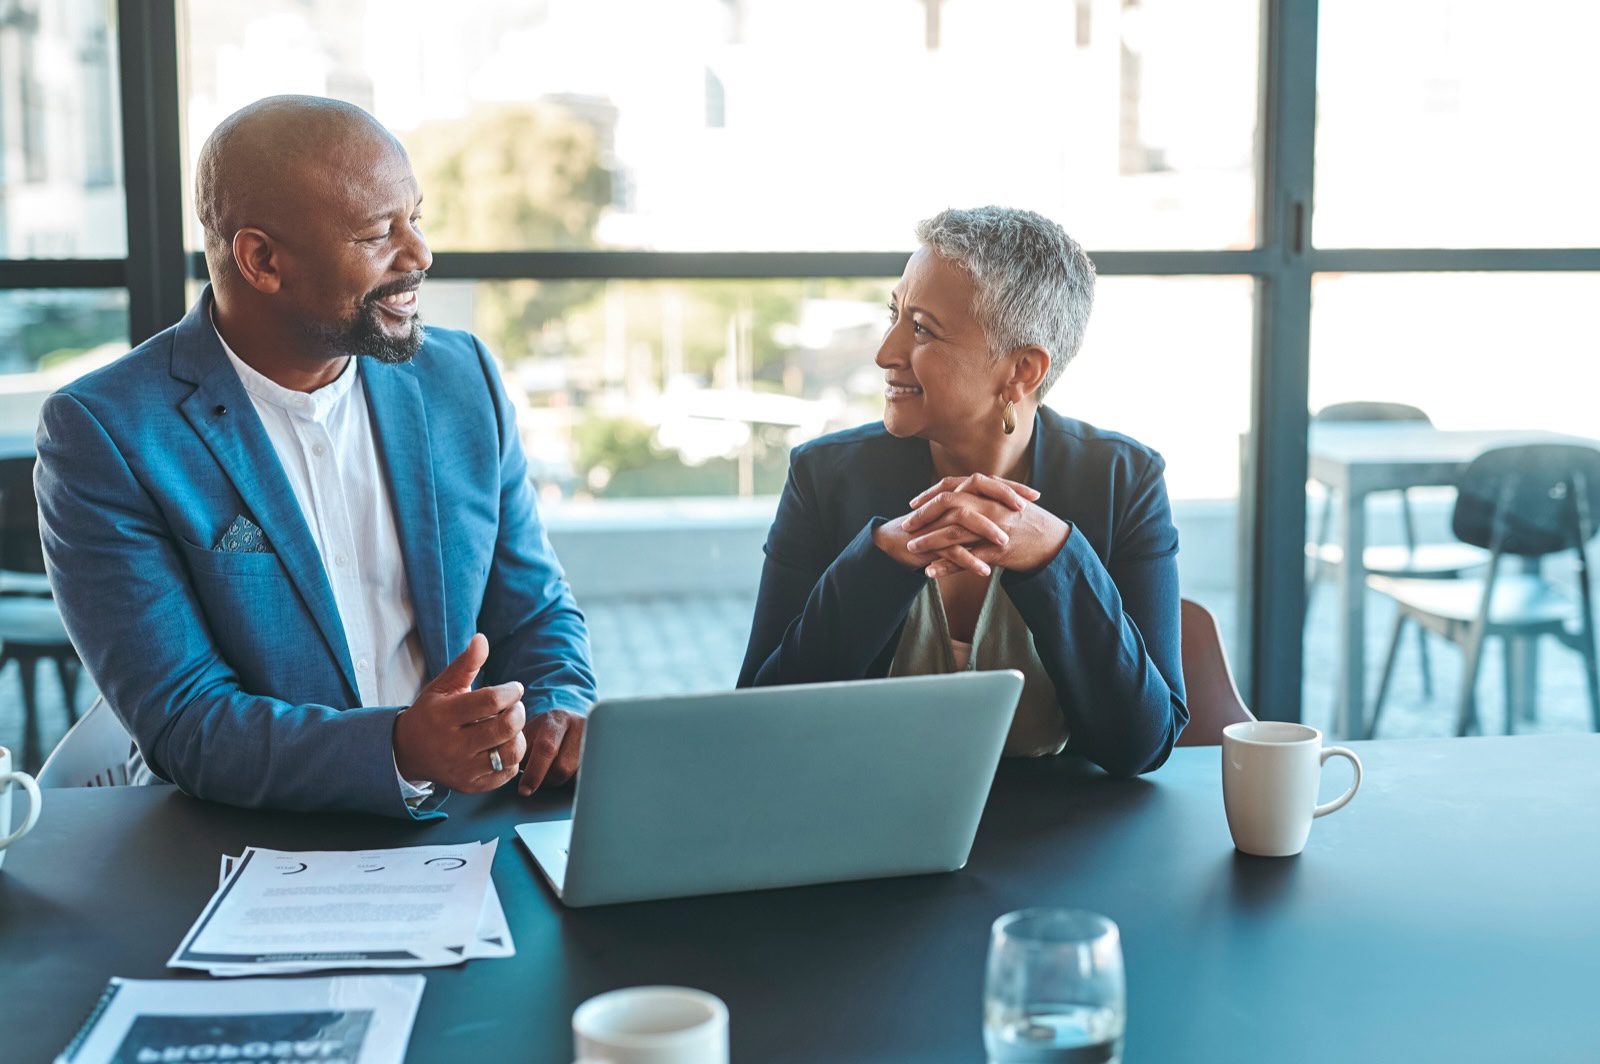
[{"left": 984, "top": 1001, "right": 1123, "bottom": 1063}]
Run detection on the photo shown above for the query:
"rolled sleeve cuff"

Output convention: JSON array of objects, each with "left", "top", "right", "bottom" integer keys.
[
  {"left": 530, "top": 691, "right": 594, "bottom": 717},
  {"left": 393, "top": 756, "right": 435, "bottom": 805}
]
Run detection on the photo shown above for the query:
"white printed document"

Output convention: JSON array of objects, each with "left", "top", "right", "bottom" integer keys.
[
  {"left": 55, "top": 974, "right": 424, "bottom": 1064},
  {"left": 204, "top": 853, "right": 514, "bottom": 976},
  {"left": 170, "top": 841, "right": 509, "bottom": 975}
]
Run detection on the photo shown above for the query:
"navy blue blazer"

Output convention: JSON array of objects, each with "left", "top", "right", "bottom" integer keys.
[
  {"left": 738, "top": 407, "right": 1187, "bottom": 776},
  {"left": 35, "top": 292, "right": 595, "bottom": 818}
]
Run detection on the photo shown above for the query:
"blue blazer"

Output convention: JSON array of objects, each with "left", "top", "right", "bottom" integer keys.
[
  {"left": 34, "top": 292, "right": 595, "bottom": 818},
  {"left": 738, "top": 408, "right": 1187, "bottom": 776}
]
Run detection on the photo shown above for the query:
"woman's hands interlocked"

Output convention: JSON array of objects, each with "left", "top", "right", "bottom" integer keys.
[{"left": 872, "top": 473, "right": 1071, "bottom": 579}]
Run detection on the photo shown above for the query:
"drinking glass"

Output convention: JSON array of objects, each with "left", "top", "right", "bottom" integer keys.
[{"left": 983, "top": 909, "right": 1126, "bottom": 1064}]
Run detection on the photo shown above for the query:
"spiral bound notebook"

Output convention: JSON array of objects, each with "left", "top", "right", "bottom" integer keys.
[{"left": 54, "top": 974, "right": 425, "bottom": 1064}]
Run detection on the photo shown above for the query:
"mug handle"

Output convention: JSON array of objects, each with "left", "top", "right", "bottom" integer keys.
[
  {"left": 0, "top": 770, "right": 42, "bottom": 847},
  {"left": 1312, "top": 747, "right": 1362, "bottom": 818}
]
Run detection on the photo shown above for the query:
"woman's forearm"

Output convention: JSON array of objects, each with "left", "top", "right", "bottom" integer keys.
[
  {"left": 739, "top": 519, "right": 927, "bottom": 687},
  {"left": 1003, "top": 531, "right": 1187, "bottom": 776}
]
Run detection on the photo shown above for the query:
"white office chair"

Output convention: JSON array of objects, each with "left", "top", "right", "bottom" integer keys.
[{"left": 36, "top": 697, "right": 135, "bottom": 788}]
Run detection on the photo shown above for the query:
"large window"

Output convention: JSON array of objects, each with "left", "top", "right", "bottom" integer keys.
[
  {"left": 174, "top": 0, "right": 1265, "bottom": 702},
  {"left": 182, "top": 0, "right": 1259, "bottom": 253},
  {"left": 1, "top": 0, "right": 1597, "bottom": 760}
]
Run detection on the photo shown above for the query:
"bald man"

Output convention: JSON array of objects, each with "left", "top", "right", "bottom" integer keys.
[{"left": 34, "top": 96, "right": 596, "bottom": 818}]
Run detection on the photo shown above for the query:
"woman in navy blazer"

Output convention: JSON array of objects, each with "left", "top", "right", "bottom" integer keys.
[{"left": 738, "top": 207, "right": 1187, "bottom": 776}]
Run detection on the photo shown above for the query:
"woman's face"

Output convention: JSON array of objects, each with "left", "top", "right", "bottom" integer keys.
[{"left": 876, "top": 247, "right": 1012, "bottom": 444}]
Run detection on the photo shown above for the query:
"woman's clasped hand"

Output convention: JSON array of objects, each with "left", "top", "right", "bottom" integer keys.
[{"left": 874, "top": 472, "right": 1072, "bottom": 580}]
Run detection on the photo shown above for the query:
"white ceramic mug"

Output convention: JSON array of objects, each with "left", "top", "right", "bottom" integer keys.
[
  {"left": 0, "top": 745, "right": 42, "bottom": 872},
  {"left": 572, "top": 986, "right": 729, "bottom": 1064},
  {"left": 1222, "top": 722, "right": 1361, "bottom": 857}
]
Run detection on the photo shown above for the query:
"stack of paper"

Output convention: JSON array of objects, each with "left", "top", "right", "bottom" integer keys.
[
  {"left": 169, "top": 841, "right": 513, "bottom": 976},
  {"left": 56, "top": 974, "right": 424, "bottom": 1064}
]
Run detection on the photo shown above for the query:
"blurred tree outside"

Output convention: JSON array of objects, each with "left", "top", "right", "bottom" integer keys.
[
  {"left": 0, "top": 294, "right": 127, "bottom": 373},
  {"left": 575, "top": 413, "right": 792, "bottom": 498},
  {"left": 405, "top": 103, "right": 610, "bottom": 361},
  {"left": 572, "top": 414, "right": 656, "bottom": 491}
]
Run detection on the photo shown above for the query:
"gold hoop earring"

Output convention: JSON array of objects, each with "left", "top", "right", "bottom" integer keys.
[{"left": 1001, "top": 399, "right": 1017, "bottom": 436}]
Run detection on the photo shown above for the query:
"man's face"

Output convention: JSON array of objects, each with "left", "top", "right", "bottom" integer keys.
[{"left": 280, "top": 134, "right": 433, "bottom": 363}]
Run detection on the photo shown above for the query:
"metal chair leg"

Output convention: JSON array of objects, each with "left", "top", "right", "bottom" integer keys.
[
  {"left": 55, "top": 655, "right": 80, "bottom": 725},
  {"left": 1415, "top": 625, "right": 1433, "bottom": 699},
  {"left": 1575, "top": 548, "right": 1600, "bottom": 733},
  {"left": 1502, "top": 637, "right": 1517, "bottom": 736},
  {"left": 1456, "top": 628, "right": 1489, "bottom": 737},
  {"left": 1368, "top": 612, "right": 1408, "bottom": 740},
  {"left": 17, "top": 653, "right": 41, "bottom": 771},
  {"left": 1304, "top": 495, "right": 1336, "bottom": 629},
  {"left": 1581, "top": 630, "right": 1600, "bottom": 734}
]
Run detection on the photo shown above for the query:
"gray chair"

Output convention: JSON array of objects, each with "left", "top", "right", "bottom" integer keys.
[
  {"left": 0, "top": 455, "right": 81, "bottom": 770},
  {"left": 1365, "top": 444, "right": 1600, "bottom": 738},
  {"left": 1176, "top": 598, "right": 1256, "bottom": 746},
  {"left": 1305, "top": 402, "right": 1488, "bottom": 699}
]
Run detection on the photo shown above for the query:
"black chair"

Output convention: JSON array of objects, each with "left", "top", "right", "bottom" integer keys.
[
  {"left": 1305, "top": 401, "right": 1488, "bottom": 699},
  {"left": 0, "top": 455, "right": 81, "bottom": 771},
  {"left": 1365, "top": 444, "right": 1600, "bottom": 738}
]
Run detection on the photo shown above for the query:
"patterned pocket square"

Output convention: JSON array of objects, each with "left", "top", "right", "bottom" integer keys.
[{"left": 213, "top": 515, "right": 273, "bottom": 554}]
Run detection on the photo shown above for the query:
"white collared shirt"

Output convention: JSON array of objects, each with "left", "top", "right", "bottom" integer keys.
[{"left": 214, "top": 321, "right": 432, "bottom": 799}]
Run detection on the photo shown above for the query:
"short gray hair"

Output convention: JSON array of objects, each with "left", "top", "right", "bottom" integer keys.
[{"left": 914, "top": 206, "right": 1096, "bottom": 396}]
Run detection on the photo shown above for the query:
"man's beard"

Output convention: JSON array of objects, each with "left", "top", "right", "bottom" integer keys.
[{"left": 307, "top": 274, "right": 427, "bottom": 364}]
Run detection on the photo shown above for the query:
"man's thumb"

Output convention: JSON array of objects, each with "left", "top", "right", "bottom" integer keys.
[{"left": 433, "top": 633, "right": 488, "bottom": 693}]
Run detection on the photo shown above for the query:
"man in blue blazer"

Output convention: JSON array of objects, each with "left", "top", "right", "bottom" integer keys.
[{"left": 34, "top": 96, "right": 595, "bottom": 819}]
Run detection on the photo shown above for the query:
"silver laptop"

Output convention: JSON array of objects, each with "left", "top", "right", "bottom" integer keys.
[{"left": 515, "top": 671, "right": 1024, "bottom": 907}]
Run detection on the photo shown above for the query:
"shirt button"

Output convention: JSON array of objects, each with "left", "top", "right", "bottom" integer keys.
[
  {"left": 357, "top": 659, "right": 370, "bottom": 671},
  {"left": 312, "top": 443, "right": 326, "bottom": 457},
  {"left": 335, "top": 553, "right": 349, "bottom": 567}
]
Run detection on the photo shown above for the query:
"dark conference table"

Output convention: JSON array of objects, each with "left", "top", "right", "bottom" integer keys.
[{"left": 3, "top": 734, "right": 1599, "bottom": 1062}]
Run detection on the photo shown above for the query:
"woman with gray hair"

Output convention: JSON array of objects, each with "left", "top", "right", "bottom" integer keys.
[{"left": 737, "top": 206, "right": 1186, "bottom": 776}]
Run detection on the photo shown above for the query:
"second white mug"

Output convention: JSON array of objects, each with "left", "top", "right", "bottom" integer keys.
[
  {"left": 573, "top": 986, "right": 728, "bottom": 1064},
  {"left": 1222, "top": 721, "right": 1361, "bottom": 857}
]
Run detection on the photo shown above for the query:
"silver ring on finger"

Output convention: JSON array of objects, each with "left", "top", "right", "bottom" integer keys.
[{"left": 489, "top": 749, "right": 504, "bottom": 773}]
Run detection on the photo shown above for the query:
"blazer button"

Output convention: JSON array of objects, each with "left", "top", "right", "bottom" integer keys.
[{"left": 214, "top": 404, "right": 228, "bottom": 416}]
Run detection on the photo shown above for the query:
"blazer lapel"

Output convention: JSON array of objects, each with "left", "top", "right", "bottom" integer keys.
[
  {"left": 361, "top": 360, "right": 448, "bottom": 678},
  {"left": 170, "top": 293, "right": 361, "bottom": 702},
  {"left": 866, "top": 432, "right": 937, "bottom": 531},
  {"left": 1029, "top": 407, "right": 1069, "bottom": 523}
]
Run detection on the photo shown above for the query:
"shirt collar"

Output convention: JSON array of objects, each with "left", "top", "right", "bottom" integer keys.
[{"left": 211, "top": 308, "right": 358, "bottom": 422}]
